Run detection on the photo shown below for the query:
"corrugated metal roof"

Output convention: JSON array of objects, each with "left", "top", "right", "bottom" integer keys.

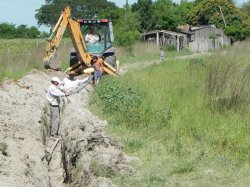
[{"left": 141, "top": 30, "right": 187, "bottom": 37}]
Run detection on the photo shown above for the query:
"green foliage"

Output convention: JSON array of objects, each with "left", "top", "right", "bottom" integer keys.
[
  {"left": 209, "top": 32, "right": 217, "bottom": 40},
  {"left": 35, "top": 0, "right": 119, "bottom": 27},
  {"left": 206, "top": 61, "right": 250, "bottom": 111},
  {"left": 164, "top": 44, "right": 176, "bottom": 51},
  {"left": 0, "top": 23, "right": 16, "bottom": 39},
  {"left": 188, "top": 0, "right": 250, "bottom": 41},
  {"left": 92, "top": 42, "right": 250, "bottom": 186},
  {"left": 0, "top": 38, "right": 72, "bottom": 81},
  {"left": 94, "top": 74, "right": 172, "bottom": 129},
  {"left": 98, "top": 5, "right": 124, "bottom": 25},
  {"left": 0, "top": 23, "right": 41, "bottom": 39},
  {"left": 151, "top": 0, "right": 179, "bottom": 31},
  {"left": 132, "top": 0, "right": 154, "bottom": 32},
  {"left": 95, "top": 77, "right": 142, "bottom": 114},
  {"left": 114, "top": 9, "right": 140, "bottom": 53}
]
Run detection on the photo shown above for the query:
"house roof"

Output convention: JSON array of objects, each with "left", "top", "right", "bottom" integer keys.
[
  {"left": 190, "top": 25, "right": 216, "bottom": 31},
  {"left": 141, "top": 30, "right": 187, "bottom": 37}
]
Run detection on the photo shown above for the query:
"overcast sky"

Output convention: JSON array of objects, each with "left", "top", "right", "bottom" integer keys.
[{"left": 0, "top": 0, "right": 248, "bottom": 32}]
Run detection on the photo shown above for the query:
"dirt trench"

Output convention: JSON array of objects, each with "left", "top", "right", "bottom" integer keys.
[{"left": 0, "top": 70, "right": 133, "bottom": 187}]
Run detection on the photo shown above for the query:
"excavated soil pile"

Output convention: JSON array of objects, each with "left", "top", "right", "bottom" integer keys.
[{"left": 0, "top": 70, "right": 133, "bottom": 187}]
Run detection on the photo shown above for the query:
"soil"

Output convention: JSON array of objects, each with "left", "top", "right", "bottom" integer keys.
[
  {"left": 0, "top": 53, "right": 206, "bottom": 186},
  {"left": 0, "top": 69, "right": 133, "bottom": 187}
]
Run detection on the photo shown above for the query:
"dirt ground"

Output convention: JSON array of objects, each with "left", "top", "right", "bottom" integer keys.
[
  {"left": 0, "top": 70, "right": 133, "bottom": 187},
  {"left": 0, "top": 53, "right": 207, "bottom": 187}
]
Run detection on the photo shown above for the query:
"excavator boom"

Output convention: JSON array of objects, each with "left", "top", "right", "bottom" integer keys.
[{"left": 43, "top": 6, "right": 117, "bottom": 75}]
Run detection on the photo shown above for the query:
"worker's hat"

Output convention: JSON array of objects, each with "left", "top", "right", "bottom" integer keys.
[{"left": 51, "top": 77, "right": 62, "bottom": 84}]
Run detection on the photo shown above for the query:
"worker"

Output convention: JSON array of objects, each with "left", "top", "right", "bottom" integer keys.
[
  {"left": 160, "top": 48, "right": 164, "bottom": 61},
  {"left": 85, "top": 28, "right": 99, "bottom": 43},
  {"left": 47, "top": 77, "right": 68, "bottom": 137},
  {"left": 91, "top": 56, "right": 104, "bottom": 85},
  {"left": 61, "top": 73, "right": 90, "bottom": 94}
]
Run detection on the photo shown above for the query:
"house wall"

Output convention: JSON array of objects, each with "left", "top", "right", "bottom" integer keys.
[
  {"left": 143, "top": 33, "right": 188, "bottom": 50},
  {"left": 189, "top": 27, "right": 230, "bottom": 52}
]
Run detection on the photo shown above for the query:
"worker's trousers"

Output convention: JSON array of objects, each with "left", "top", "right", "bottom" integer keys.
[{"left": 50, "top": 105, "right": 60, "bottom": 135}]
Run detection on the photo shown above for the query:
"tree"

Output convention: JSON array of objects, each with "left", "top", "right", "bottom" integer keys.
[
  {"left": 114, "top": 8, "right": 140, "bottom": 53},
  {"left": 188, "top": 0, "right": 249, "bottom": 41},
  {"left": 27, "top": 26, "right": 41, "bottom": 38},
  {"left": 132, "top": 0, "right": 154, "bottom": 32},
  {"left": 98, "top": 5, "right": 124, "bottom": 25},
  {"left": 174, "top": 1, "right": 194, "bottom": 25},
  {"left": 0, "top": 23, "right": 16, "bottom": 39},
  {"left": 241, "top": 2, "right": 250, "bottom": 16},
  {"left": 151, "top": 0, "right": 180, "bottom": 31},
  {"left": 35, "top": 0, "right": 118, "bottom": 27}
]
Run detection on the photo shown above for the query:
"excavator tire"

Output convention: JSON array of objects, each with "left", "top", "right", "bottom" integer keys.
[{"left": 105, "top": 55, "right": 117, "bottom": 70}]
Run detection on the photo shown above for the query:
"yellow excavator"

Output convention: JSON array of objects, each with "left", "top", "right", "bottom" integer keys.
[{"left": 43, "top": 6, "right": 119, "bottom": 76}]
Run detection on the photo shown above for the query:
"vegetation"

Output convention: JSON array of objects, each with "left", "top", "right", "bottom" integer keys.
[
  {"left": 0, "top": 39, "right": 71, "bottom": 81},
  {"left": 34, "top": 0, "right": 250, "bottom": 52},
  {"left": 0, "top": 39, "right": 161, "bottom": 81},
  {"left": 114, "top": 9, "right": 140, "bottom": 53},
  {"left": 91, "top": 42, "right": 250, "bottom": 186},
  {"left": 0, "top": 23, "right": 45, "bottom": 39},
  {"left": 188, "top": 0, "right": 250, "bottom": 41},
  {"left": 35, "top": 0, "right": 119, "bottom": 27}
]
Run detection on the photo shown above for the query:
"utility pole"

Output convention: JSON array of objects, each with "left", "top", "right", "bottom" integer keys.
[{"left": 218, "top": 5, "right": 227, "bottom": 26}]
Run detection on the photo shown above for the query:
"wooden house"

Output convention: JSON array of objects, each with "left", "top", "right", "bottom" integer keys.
[
  {"left": 179, "top": 24, "right": 231, "bottom": 52},
  {"left": 140, "top": 30, "right": 188, "bottom": 52}
]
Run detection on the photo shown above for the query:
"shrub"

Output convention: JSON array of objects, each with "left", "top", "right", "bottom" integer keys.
[{"left": 94, "top": 76, "right": 172, "bottom": 128}]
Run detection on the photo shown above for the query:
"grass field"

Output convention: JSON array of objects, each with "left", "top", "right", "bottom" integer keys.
[
  {"left": 0, "top": 39, "right": 166, "bottom": 81},
  {"left": 0, "top": 39, "right": 72, "bottom": 81},
  {"left": 91, "top": 42, "right": 250, "bottom": 186}
]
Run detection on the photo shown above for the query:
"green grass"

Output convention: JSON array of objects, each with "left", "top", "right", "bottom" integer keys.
[
  {"left": 116, "top": 42, "right": 191, "bottom": 64},
  {"left": 91, "top": 42, "right": 250, "bottom": 186},
  {"left": 0, "top": 39, "right": 164, "bottom": 81},
  {"left": 0, "top": 38, "right": 72, "bottom": 81}
]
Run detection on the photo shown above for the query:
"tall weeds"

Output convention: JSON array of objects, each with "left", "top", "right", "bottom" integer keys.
[
  {"left": 0, "top": 39, "right": 72, "bottom": 81},
  {"left": 91, "top": 41, "right": 250, "bottom": 186},
  {"left": 206, "top": 43, "right": 250, "bottom": 111}
]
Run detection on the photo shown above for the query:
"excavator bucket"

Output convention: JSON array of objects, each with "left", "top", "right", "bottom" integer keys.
[{"left": 43, "top": 51, "right": 61, "bottom": 71}]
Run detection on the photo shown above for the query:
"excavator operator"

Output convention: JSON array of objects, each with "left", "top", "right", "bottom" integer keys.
[{"left": 85, "top": 27, "right": 99, "bottom": 43}]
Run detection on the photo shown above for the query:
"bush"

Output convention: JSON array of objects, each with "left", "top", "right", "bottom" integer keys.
[{"left": 94, "top": 76, "right": 172, "bottom": 128}]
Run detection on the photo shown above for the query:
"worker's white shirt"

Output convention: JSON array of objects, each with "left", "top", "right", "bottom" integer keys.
[
  {"left": 62, "top": 78, "right": 81, "bottom": 92},
  {"left": 85, "top": 34, "right": 99, "bottom": 43},
  {"left": 62, "top": 77, "right": 89, "bottom": 92},
  {"left": 47, "top": 84, "right": 65, "bottom": 106}
]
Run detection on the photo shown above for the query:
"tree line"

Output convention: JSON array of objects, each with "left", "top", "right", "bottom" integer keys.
[
  {"left": 2, "top": 0, "right": 250, "bottom": 49},
  {"left": 0, "top": 23, "right": 49, "bottom": 39},
  {"left": 35, "top": 0, "right": 250, "bottom": 50}
]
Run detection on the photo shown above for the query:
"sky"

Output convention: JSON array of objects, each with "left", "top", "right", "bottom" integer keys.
[{"left": 0, "top": 0, "right": 248, "bottom": 32}]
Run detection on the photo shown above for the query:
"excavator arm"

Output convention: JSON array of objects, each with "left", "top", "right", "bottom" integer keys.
[{"left": 43, "top": 6, "right": 117, "bottom": 75}]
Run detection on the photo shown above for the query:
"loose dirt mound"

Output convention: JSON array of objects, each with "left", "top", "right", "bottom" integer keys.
[{"left": 0, "top": 70, "right": 132, "bottom": 187}]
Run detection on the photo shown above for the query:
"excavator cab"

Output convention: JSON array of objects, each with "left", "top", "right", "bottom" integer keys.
[
  {"left": 70, "top": 19, "right": 118, "bottom": 71},
  {"left": 43, "top": 6, "right": 118, "bottom": 76}
]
